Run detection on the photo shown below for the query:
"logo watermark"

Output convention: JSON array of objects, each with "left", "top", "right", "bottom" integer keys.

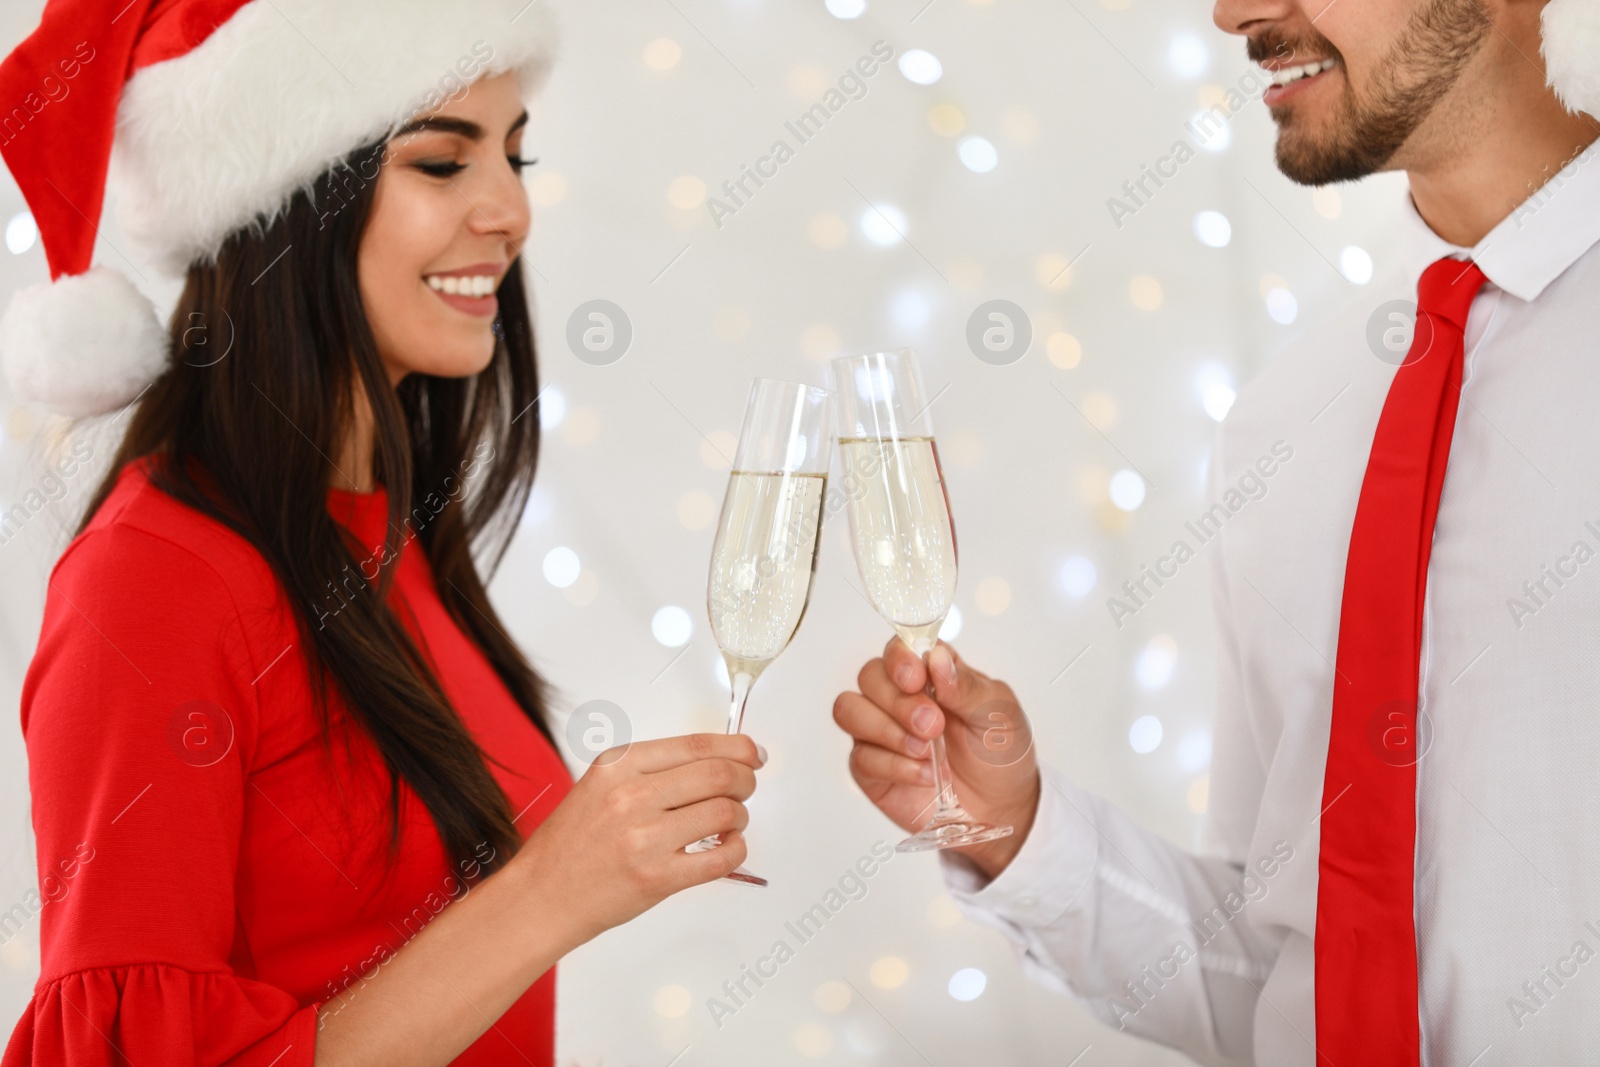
[
  {"left": 706, "top": 840, "right": 895, "bottom": 1028},
  {"left": 565, "top": 299, "right": 633, "bottom": 365},
  {"left": 562, "top": 699, "right": 634, "bottom": 764},
  {"left": 706, "top": 41, "right": 896, "bottom": 229},
  {"left": 1107, "top": 439, "right": 1294, "bottom": 629},
  {"left": 1109, "top": 840, "right": 1293, "bottom": 1029},
  {"left": 965, "top": 299, "right": 1032, "bottom": 365}
]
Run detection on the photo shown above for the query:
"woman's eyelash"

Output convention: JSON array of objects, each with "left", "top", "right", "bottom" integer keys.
[
  {"left": 416, "top": 160, "right": 466, "bottom": 178},
  {"left": 415, "top": 156, "right": 536, "bottom": 177}
]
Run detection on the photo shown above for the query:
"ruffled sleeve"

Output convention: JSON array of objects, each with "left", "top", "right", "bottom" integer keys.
[
  {"left": 3, "top": 520, "right": 322, "bottom": 1066},
  {"left": 4, "top": 965, "right": 319, "bottom": 1065}
]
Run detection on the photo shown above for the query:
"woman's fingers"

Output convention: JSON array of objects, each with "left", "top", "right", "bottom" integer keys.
[
  {"left": 834, "top": 690, "right": 932, "bottom": 759},
  {"left": 676, "top": 828, "right": 749, "bottom": 883},
  {"left": 600, "top": 731, "right": 764, "bottom": 775},
  {"left": 646, "top": 757, "right": 757, "bottom": 809},
  {"left": 662, "top": 795, "right": 750, "bottom": 852},
  {"left": 849, "top": 738, "right": 934, "bottom": 789}
]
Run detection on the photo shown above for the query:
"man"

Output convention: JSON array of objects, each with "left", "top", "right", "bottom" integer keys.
[{"left": 832, "top": 0, "right": 1600, "bottom": 1063}]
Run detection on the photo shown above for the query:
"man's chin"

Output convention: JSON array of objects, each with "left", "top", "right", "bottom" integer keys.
[{"left": 1272, "top": 128, "right": 1385, "bottom": 187}]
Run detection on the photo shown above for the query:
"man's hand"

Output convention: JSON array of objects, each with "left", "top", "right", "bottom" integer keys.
[{"left": 833, "top": 636, "right": 1041, "bottom": 880}]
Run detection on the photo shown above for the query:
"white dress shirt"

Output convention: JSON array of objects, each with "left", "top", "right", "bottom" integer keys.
[{"left": 940, "top": 147, "right": 1600, "bottom": 1067}]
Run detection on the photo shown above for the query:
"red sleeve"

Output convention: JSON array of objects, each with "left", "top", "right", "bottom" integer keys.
[{"left": 2, "top": 522, "right": 322, "bottom": 1067}]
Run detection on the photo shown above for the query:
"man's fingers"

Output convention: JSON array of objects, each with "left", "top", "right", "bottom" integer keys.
[
  {"left": 853, "top": 665, "right": 947, "bottom": 742},
  {"left": 860, "top": 657, "right": 924, "bottom": 719},
  {"left": 849, "top": 739, "right": 935, "bottom": 789},
  {"left": 597, "top": 732, "right": 765, "bottom": 775},
  {"left": 834, "top": 691, "right": 931, "bottom": 759},
  {"left": 882, "top": 634, "right": 929, "bottom": 694},
  {"left": 927, "top": 640, "right": 978, "bottom": 711}
]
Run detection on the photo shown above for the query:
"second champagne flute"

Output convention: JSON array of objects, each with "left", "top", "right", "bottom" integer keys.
[
  {"left": 830, "top": 349, "right": 1013, "bottom": 852},
  {"left": 687, "top": 378, "right": 833, "bottom": 887}
]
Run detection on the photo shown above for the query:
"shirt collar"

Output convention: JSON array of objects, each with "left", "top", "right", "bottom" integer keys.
[{"left": 1398, "top": 137, "right": 1600, "bottom": 302}]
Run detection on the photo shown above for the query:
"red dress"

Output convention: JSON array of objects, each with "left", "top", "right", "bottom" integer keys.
[{"left": 2, "top": 457, "right": 574, "bottom": 1065}]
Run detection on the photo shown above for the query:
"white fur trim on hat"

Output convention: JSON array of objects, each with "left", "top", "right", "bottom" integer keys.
[
  {"left": 107, "top": 0, "right": 560, "bottom": 275},
  {"left": 0, "top": 266, "right": 166, "bottom": 418},
  {"left": 1543, "top": 0, "right": 1600, "bottom": 118}
]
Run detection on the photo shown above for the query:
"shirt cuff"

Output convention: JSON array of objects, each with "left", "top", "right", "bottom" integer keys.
[{"left": 937, "top": 762, "right": 1098, "bottom": 930}]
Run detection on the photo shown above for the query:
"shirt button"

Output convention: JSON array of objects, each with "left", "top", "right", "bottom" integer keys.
[{"left": 1017, "top": 894, "right": 1038, "bottom": 909}]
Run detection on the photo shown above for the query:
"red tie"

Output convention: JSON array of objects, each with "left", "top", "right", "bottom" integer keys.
[{"left": 1315, "top": 256, "right": 1488, "bottom": 1065}]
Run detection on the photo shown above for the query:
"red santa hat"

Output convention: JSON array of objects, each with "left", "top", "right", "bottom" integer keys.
[{"left": 0, "top": 0, "right": 559, "bottom": 418}]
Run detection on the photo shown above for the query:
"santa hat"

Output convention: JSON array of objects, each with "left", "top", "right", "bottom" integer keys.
[
  {"left": 1544, "top": 0, "right": 1600, "bottom": 119},
  {"left": 0, "top": 0, "right": 559, "bottom": 418}
]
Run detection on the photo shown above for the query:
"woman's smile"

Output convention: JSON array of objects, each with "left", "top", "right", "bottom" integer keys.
[{"left": 422, "top": 261, "right": 506, "bottom": 318}]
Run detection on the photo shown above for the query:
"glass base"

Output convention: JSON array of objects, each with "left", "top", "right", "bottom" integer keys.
[
  {"left": 721, "top": 865, "right": 768, "bottom": 887},
  {"left": 685, "top": 834, "right": 768, "bottom": 887},
  {"left": 896, "top": 812, "right": 1014, "bottom": 853}
]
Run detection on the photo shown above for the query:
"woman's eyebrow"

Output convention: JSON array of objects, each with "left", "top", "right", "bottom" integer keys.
[{"left": 392, "top": 109, "right": 530, "bottom": 141}]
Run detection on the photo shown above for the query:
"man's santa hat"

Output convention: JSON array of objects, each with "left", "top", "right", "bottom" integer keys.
[{"left": 0, "top": 0, "right": 558, "bottom": 418}]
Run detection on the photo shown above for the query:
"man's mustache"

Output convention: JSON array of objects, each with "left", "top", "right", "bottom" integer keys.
[{"left": 1247, "top": 28, "right": 1344, "bottom": 67}]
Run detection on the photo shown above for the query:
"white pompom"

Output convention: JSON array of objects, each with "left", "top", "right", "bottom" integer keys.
[
  {"left": 0, "top": 266, "right": 167, "bottom": 419},
  {"left": 1544, "top": 0, "right": 1600, "bottom": 118}
]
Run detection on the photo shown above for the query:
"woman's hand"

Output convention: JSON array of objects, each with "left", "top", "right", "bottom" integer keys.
[
  {"left": 833, "top": 638, "right": 1041, "bottom": 880},
  {"left": 511, "top": 732, "right": 766, "bottom": 943}
]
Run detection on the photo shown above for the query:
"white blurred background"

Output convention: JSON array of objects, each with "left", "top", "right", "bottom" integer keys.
[{"left": 0, "top": 0, "right": 1409, "bottom": 1063}]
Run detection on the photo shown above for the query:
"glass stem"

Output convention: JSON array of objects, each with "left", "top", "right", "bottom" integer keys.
[
  {"left": 923, "top": 654, "right": 966, "bottom": 824},
  {"left": 690, "top": 670, "right": 756, "bottom": 853},
  {"left": 726, "top": 671, "right": 754, "bottom": 735}
]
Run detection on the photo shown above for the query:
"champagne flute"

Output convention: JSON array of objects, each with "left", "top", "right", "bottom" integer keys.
[
  {"left": 687, "top": 378, "right": 833, "bottom": 886},
  {"left": 829, "top": 349, "right": 1013, "bottom": 852}
]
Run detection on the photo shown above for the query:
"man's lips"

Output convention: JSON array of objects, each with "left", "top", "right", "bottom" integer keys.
[{"left": 1262, "top": 58, "right": 1339, "bottom": 106}]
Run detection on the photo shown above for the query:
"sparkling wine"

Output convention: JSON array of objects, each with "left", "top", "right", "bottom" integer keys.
[
  {"left": 707, "top": 470, "right": 827, "bottom": 679},
  {"left": 836, "top": 435, "right": 957, "bottom": 654}
]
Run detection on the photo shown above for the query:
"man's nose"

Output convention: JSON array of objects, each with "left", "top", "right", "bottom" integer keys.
[{"left": 1214, "top": 0, "right": 1297, "bottom": 37}]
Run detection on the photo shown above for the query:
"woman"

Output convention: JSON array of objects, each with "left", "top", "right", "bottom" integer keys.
[{"left": 0, "top": 3, "right": 760, "bottom": 1065}]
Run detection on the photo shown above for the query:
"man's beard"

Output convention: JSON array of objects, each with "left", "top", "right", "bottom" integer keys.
[{"left": 1250, "top": 0, "right": 1492, "bottom": 185}]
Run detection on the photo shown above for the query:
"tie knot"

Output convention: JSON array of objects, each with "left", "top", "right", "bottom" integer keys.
[{"left": 1416, "top": 256, "right": 1488, "bottom": 332}]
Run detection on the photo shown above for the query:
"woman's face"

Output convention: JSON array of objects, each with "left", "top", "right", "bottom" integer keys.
[{"left": 359, "top": 71, "right": 532, "bottom": 385}]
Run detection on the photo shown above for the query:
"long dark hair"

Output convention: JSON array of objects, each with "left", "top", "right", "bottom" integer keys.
[{"left": 76, "top": 137, "right": 553, "bottom": 882}]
